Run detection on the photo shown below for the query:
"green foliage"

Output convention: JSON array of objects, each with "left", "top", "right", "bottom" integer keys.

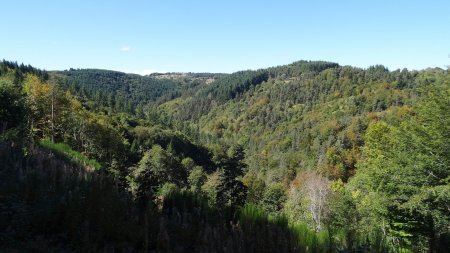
[
  {"left": 350, "top": 83, "right": 450, "bottom": 251},
  {"left": 187, "top": 165, "right": 206, "bottom": 193},
  {"left": 0, "top": 78, "right": 26, "bottom": 140},
  {"left": 0, "top": 143, "right": 335, "bottom": 252},
  {"left": 131, "top": 125, "right": 214, "bottom": 171},
  {"left": 238, "top": 204, "right": 328, "bottom": 253},
  {"left": 215, "top": 144, "right": 248, "bottom": 208},
  {"left": 325, "top": 187, "right": 364, "bottom": 251},
  {"left": 243, "top": 173, "right": 266, "bottom": 204},
  {"left": 39, "top": 139, "right": 101, "bottom": 169},
  {"left": 238, "top": 204, "right": 268, "bottom": 228},
  {"left": 157, "top": 182, "right": 179, "bottom": 199},
  {"left": 260, "top": 183, "right": 286, "bottom": 213},
  {"left": 0, "top": 144, "right": 139, "bottom": 252},
  {"left": 268, "top": 60, "right": 340, "bottom": 77},
  {"left": 155, "top": 60, "right": 430, "bottom": 187},
  {"left": 57, "top": 68, "right": 220, "bottom": 114},
  {"left": 128, "top": 144, "right": 184, "bottom": 205},
  {"left": 201, "top": 169, "right": 224, "bottom": 206},
  {"left": 0, "top": 59, "right": 49, "bottom": 83},
  {"left": 2, "top": 59, "right": 450, "bottom": 252},
  {"left": 201, "top": 69, "right": 269, "bottom": 102}
]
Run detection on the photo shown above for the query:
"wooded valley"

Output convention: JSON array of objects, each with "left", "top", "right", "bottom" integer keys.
[{"left": 1, "top": 60, "right": 449, "bottom": 252}]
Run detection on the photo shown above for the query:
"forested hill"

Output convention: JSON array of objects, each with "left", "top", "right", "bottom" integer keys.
[
  {"left": 2, "top": 59, "right": 449, "bottom": 252},
  {"left": 55, "top": 68, "right": 225, "bottom": 113}
]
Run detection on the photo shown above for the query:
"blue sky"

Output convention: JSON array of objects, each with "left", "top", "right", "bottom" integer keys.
[{"left": 2, "top": 0, "right": 449, "bottom": 74}]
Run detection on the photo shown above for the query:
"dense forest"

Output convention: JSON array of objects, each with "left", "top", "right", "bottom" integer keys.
[{"left": 1, "top": 59, "right": 449, "bottom": 252}]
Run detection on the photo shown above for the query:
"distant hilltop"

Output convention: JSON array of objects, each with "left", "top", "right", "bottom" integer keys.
[{"left": 149, "top": 72, "right": 227, "bottom": 84}]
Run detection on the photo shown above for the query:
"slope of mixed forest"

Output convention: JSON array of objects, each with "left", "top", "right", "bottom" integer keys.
[{"left": 1, "top": 60, "right": 449, "bottom": 252}]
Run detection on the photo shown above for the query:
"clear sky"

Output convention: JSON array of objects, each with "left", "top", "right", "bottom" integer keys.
[{"left": 2, "top": 0, "right": 449, "bottom": 74}]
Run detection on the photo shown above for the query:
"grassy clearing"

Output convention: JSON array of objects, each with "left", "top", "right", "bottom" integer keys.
[{"left": 39, "top": 139, "right": 101, "bottom": 169}]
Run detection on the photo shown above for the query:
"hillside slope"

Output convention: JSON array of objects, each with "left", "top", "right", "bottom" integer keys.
[
  {"left": 3, "top": 59, "right": 448, "bottom": 251},
  {"left": 157, "top": 62, "right": 444, "bottom": 182}
]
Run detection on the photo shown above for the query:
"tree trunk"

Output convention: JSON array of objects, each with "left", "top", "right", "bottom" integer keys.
[
  {"left": 2, "top": 121, "right": 7, "bottom": 138},
  {"left": 429, "top": 231, "right": 435, "bottom": 253},
  {"left": 51, "top": 88, "right": 54, "bottom": 142}
]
